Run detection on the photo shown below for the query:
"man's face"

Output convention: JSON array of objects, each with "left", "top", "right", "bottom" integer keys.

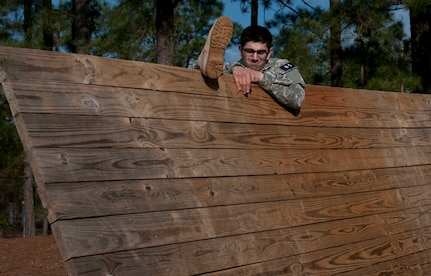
[{"left": 239, "top": 41, "right": 272, "bottom": 71}]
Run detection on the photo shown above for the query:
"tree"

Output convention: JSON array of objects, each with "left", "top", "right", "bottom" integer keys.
[
  {"left": 156, "top": 0, "right": 177, "bottom": 65},
  {"left": 0, "top": 0, "right": 55, "bottom": 236},
  {"left": 233, "top": 0, "right": 273, "bottom": 26},
  {"left": 23, "top": 0, "right": 33, "bottom": 47},
  {"left": 330, "top": 0, "right": 342, "bottom": 87},
  {"left": 23, "top": 152, "right": 35, "bottom": 237},
  {"left": 271, "top": 4, "right": 330, "bottom": 85},
  {"left": 0, "top": 0, "right": 68, "bottom": 50},
  {"left": 172, "top": 0, "right": 226, "bottom": 67},
  {"left": 340, "top": 0, "right": 418, "bottom": 92},
  {"left": 408, "top": 0, "right": 431, "bottom": 93},
  {"left": 0, "top": 88, "right": 25, "bottom": 236},
  {"left": 268, "top": 0, "right": 418, "bottom": 91},
  {"left": 91, "top": 0, "right": 224, "bottom": 67},
  {"left": 71, "top": 0, "right": 100, "bottom": 54},
  {"left": 251, "top": 0, "right": 258, "bottom": 26},
  {"left": 342, "top": 0, "right": 392, "bottom": 88},
  {"left": 15, "top": 0, "right": 36, "bottom": 230},
  {"left": 89, "top": 0, "right": 156, "bottom": 61},
  {"left": 41, "top": 0, "right": 54, "bottom": 50},
  {"left": 155, "top": 0, "right": 226, "bottom": 66}
]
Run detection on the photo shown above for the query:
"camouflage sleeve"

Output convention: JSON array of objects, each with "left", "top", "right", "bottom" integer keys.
[
  {"left": 258, "top": 60, "right": 306, "bottom": 109},
  {"left": 223, "top": 62, "right": 243, "bottom": 73}
]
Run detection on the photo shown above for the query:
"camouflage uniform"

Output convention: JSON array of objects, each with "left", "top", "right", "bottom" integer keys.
[{"left": 224, "top": 58, "right": 306, "bottom": 109}]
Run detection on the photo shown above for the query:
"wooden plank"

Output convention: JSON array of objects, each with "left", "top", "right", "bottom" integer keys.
[
  {"left": 0, "top": 46, "right": 223, "bottom": 89},
  {"left": 15, "top": 113, "right": 431, "bottom": 150},
  {"left": 5, "top": 80, "right": 290, "bottom": 123},
  {"left": 6, "top": 81, "right": 431, "bottom": 129},
  {"left": 1, "top": 46, "right": 431, "bottom": 112},
  {"left": 304, "top": 85, "right": 431, "bottom": 111},
  {"left": 44, "top": 165, "right": 431, "bottom": 221},
  {"left": 52, "top": 183, "right": 431, "bottom": 259},
  {"left": 29, "top": 146, "right": 431, "bottom": 183},
  {"left": 202, "top": 226, "right": 431, "bottom": 276},
  {"left": 61, "top": 207, "right": 431, "bottom": 275},
  {"left": 338, "top": 248, "right": 431, "bottom": 275},
  {"left": 0, "top": 47, "right": 240, "bottom": 102}
]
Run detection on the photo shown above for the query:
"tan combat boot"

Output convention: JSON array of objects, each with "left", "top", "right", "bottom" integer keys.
[{"left": 197, "top": 16, "right": 233, "bottom": 79}]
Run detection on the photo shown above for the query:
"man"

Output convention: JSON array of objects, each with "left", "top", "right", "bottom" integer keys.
[{"left": 196, "top": 16, "right": 306, "bottom": 110}]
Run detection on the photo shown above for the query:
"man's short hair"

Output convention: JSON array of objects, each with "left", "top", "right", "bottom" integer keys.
[{"left": 240, "top": 26, "right": 273, "bottom": 49}]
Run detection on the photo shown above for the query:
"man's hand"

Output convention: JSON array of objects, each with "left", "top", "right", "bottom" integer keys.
[{"left": 232, "top": 66, "right": 264, "bottom": 95}]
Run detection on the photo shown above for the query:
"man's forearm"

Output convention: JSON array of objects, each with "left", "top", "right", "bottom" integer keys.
[{"left": 259, "top": 70, "right": 305, "bottom": 109}]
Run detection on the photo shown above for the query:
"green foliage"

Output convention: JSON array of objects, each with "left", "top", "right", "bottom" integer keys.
[
  {"left": 173, "top": 0, "right": 225, "bottom": 67},
  {"left": 366, "top": 64, "right": 421, "bottom": 92},
  {"left": 0, "top": 0, "right": 23, "bottom": 46},
  {"left": 268, "top": 0, "right": 421, "bottom": 92},
  {"left": 0, "top": 88, "right": 23, "bottom": 177},
  {"left": 89, "top": 0, "right": 155, "bottom": 61},
  {"left": 0, "top": 213, "right": 12, "bottom": 237},
  {"left": 406, "top": 0, "right": 431, "bottom": 11},
  {"left": 90, "top": 0, "right": 225, "bottom": 66},
  {"left": 0, "top": 88, "right": 24, "bottom": 235},
  {"left": 340, "top": 2, "right": 421, "bottom": 92},
  {"left": 272, "top": 7, "right": 331, "bottom": 85}
]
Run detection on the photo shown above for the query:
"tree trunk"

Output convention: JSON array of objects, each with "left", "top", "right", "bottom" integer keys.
[
  {"left": 42, "top": 0, "right": 54, "bottom": 51},
  {"left": 156, "top": 0, "right": 174, "bottom": 65},
  {"left": 330, "top": 0, "right": 343, "bottom": 87},
  {"left": 42, "top": 217, "right": 49, "bottom": 236},
  {"left": 360, "top": 63, "right": 365, "bottom": 88},
  {"left": 23, "top": 0, "right": 33, "bottom": 47},
  {"left": 23, "top": 152, "right": 35, "bottom": 238},
  {"left": 251, "top": 0, "right": 258, "bottom": 26},
  {"left": 55, "top": 0, "right": 64, "bottom": 51},
  {"left": 410, "top": 1, "right": 431, "bottom": 93},
  {"left": 72, "top": 0, "right": 92, "bottom": 54}
]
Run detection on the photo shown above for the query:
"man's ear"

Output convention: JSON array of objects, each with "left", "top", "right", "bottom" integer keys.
[
  {"left": 238, "top": 45, "right": 243, "bottom": 58},
  {"left": 267, "top": 48, "right": 273, "bottom": 61}
]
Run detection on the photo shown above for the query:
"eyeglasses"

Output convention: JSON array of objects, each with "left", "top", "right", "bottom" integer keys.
[{"left": 242, "top": 48, "right": 268, "bottom": 56}]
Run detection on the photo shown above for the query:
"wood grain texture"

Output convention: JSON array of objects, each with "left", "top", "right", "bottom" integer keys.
[
  {"left": 2, "top": 46, "right": 431, "bottom": 275},
  {"left": 14, "top": 113, "right": 431, "bottom": 150},
  {"left": 338, "top": 248, "right": 431, "bottom": 275},
  {"left": 43, "top": 165, "right": 431, "bottom": 221},
  {"left": 28, "top": 146, "right": 431, "bottom": 184},
  {"left": 52, "top": 183, "right": 431, "bottom": 259},
  {"left": 1, "top": 46, "right": 431, "bottom": 112},
  {"left": 61, "top": 213, "right": 431, "bottom": 275},
  {"left": 202, "top": 226, "right": 431, "bottom": 276},
  {"left": 6, "top": 80, "right": 431, "bottom": 129}
]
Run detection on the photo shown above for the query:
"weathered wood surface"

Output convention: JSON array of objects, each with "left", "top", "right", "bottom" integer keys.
[{"left": 1, "top": 46, "right": 431, "bottom": 275}]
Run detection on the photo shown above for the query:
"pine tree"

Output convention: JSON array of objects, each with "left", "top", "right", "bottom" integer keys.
[{"left": 409, "top": 0, "right": 431, "bottom": 93}]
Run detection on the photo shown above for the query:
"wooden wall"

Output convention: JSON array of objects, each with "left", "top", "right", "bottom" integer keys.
[{"left": 1, "top": 46, "right": 431, "bottom": 275}]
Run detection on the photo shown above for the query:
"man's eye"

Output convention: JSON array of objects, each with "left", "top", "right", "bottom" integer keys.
[{"left": 243, "top": 48, "right": 268, "bottom": 56}]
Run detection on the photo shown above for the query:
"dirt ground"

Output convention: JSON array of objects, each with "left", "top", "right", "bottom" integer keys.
[{"left": 0, "top": 235, "right": 66, "bottom": 275}]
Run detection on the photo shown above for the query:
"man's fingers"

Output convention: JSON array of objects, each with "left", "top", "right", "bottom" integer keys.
[
  {"left": 233, "top": 67, "right": 254, "bottom": 94},
  {"left": 241, "top": 73, "right": 251, "bottom": 93}
]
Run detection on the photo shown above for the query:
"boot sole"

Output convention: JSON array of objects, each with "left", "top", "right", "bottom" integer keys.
[{"left": 205, "top": 16, "right": 233, "bottom": 79}]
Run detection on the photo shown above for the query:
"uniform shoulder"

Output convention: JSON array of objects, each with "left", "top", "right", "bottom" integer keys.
[{"left": 267, "top": 58, "right": 296, "bottom": 70}]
